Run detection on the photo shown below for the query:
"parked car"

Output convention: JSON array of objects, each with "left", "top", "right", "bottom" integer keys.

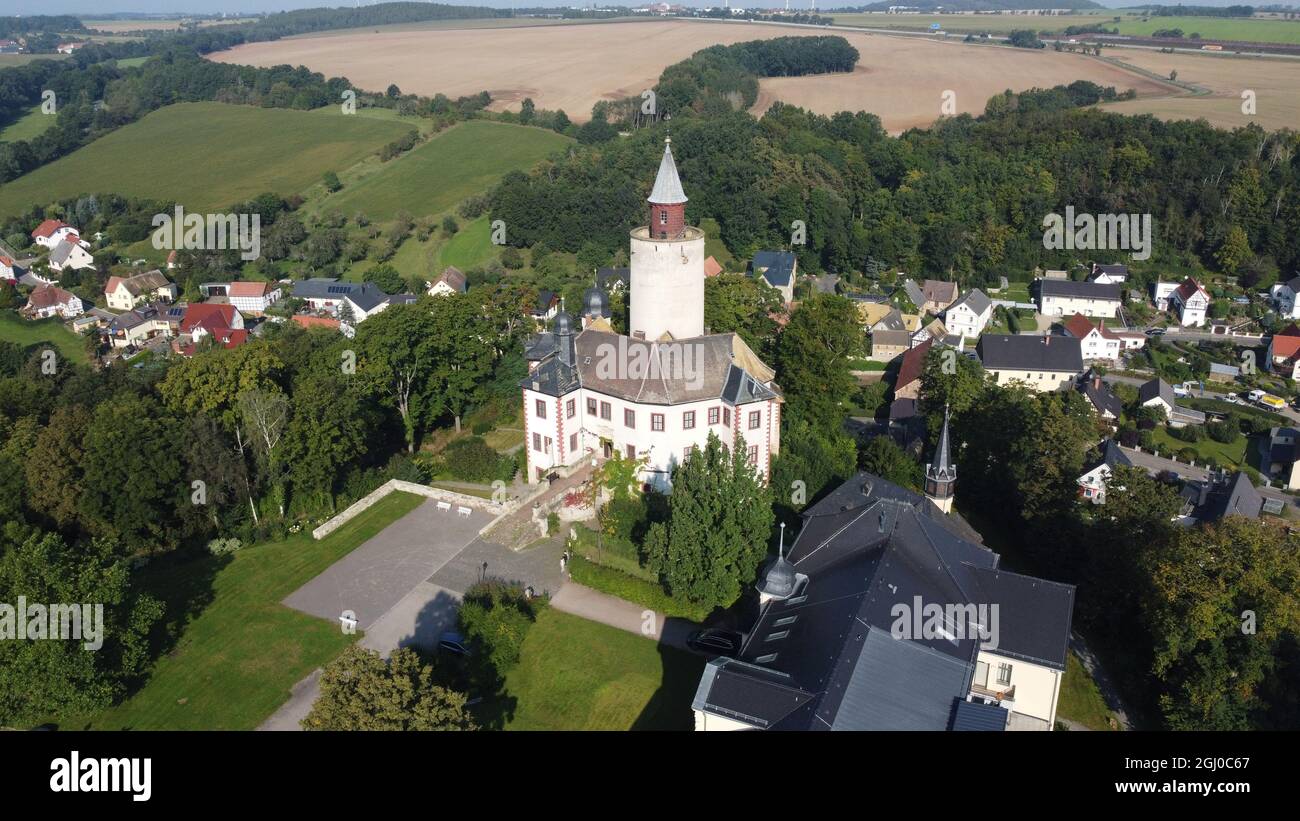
[
  {"left": 1173, "top": 383, "right": 1190, "bottom": 398},
  {"left": 437, "top": 631, "right": 471, "bottom": 656},
  {"left": 1145, "top": 327, "right": 1166, "bottom": 336},
  {"left": 1225, "top": 393, "right": 1244, "bottom": 405},
  {"left": 687, "top": 629, "right": 744, "bottom": 657}
]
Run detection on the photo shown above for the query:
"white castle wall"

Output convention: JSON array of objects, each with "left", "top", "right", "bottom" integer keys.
[{"left": 628, "top": 226, "right": 705, "bottom": 342}]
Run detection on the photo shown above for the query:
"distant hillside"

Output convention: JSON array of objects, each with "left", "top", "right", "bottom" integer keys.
[{"left": 852, "top": 1, "right": 1105, "bottom": 10}]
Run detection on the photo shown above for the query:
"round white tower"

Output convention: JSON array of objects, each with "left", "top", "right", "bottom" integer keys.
[{"left": 629, "top": 138, "right": 705, "bottom": 341}]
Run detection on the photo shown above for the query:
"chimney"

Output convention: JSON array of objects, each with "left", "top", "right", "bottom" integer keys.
[{"left": 1094, "top": 376, "right": 1101, "bottom": 390}]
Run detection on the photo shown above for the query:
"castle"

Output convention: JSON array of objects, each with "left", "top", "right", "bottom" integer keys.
[{"left": 521, "top": 138, "right": 782, "bottom": 489}]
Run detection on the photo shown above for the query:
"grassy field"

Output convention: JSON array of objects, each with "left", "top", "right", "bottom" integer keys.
[
  {"left": 0, "top": 102, "right": 414, "bottom": 217},
  {"left": 81, "top": 491, "right": 425, "bottom": 730},
  {"left": 831, "top": 12, "right": 1300, "bottom": 45},
  {"left": 501, "top": 608, "right": 704, "bottom": 730},
  {"left": 1057, "top": 650, "right": 1119, "bottom": 730},
  {"left": 0, "top": 106, "right": 56, "bottom": 143},
  {"left": 437, "top": 215, "right": 497, "bottom": 271},
  {"left": 325, "top": 120, "right": 570, "bottom": 221},
  {"left": 0, "top": 311, "right": 87, "bottom": 364},
  {"left": 0, "top": 53, "right": 67, "bottom": 67},
  {"left": 1149, "top": 425, "right": 1248, "bottom": 467}
]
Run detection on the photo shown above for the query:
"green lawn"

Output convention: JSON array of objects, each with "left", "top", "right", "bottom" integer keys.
[
  {"left": 1149, "top": 426, "right": 1247, "bottom": 467},
  {"left": 437, "top": 215, "right": 497, "bottom": 271},
  {"left": 81, "top": 491, "right": 426, "bottom": 730},
  {"left": 500, "top": 609, "right": 704, "bottom": 730},
  {"left": 325, "top": 120, "right": 571, "bottom": 221},
  {"left": 1057, "top": 650, "right": 1119, "bottom": 731},
  {"left": 0, "top": 105, "right": 56, "bottom": 143},
  {"left": 0, "top": 102, "right": 414, "bottom": 217},
  {"left": 0, "top": 310, "right": 87, "bottom": 364}
]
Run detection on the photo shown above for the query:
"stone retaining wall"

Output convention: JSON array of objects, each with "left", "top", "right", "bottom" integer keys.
[{"left": 311, "top": 479, "right": 510, "bottom": 540}]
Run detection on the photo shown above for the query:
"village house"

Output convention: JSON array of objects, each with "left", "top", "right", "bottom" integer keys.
[
  {"left": 1138, "top": 378, "right": 1207, "bottom": 428},
  {"left": 916, "top": 279, "right": 959, "bottom": 314},
  {"left": 977, "top": 334, "right": 1083, "bottom": 392},
  {"left": 0, "top": 39, "right": 22, "bottom": 54},
  {"left": 1087, "top": 263, "right": 1128, "bottom": 285},
  {"left": 105, "top": 303, "right": 182, "bottom": 350},
  {"left": 1062, "top": 312, "right": 1121, "bottom": 363},
  {"left": 22, "top": 284, "right": 84, "bottom": 319},
  {"left": 1269, "top": 275, "right": 1300, "bottom": 320},
  {"left": 47, "top": 238, "right": 95, "bottom": 273},
  {"left": 1077, "top": 372, "right": 1123, "bottom": 422},
  {"left": 521, "top": 139, "right": 781, "bottom": 490},
  {"left": 1267, "top": 324, "right": 1300, "bottom": 380},
  {"left": 427, "top": 266, "right": 467, "bottom": 297},
  {"left": 105, "top": 270, "right": 177, "bottom": 311},
  {"left": 854, "top": 299, "right": 894, "bottom": 328},
  {"left": 869, "top": 329, "right": 912, "bottom": 363},
  {"left": 1077, "top": 439, "right": 1132, "bottom": 504},
  {"left": 1170, "top": 277, "right": 1210, "bottom": 327},
  {"left": 692, "top": 428, "right": 1075, "bottom": 732},
  {"left": 1151, "top": 280, "right": 1180, "bottom": 312},
  {"left": 530, "top": 290, "right": 561, "bottom": 323},
  {"left": 871, "top": 307, "right": 921, "bottom": 335},
  {"left": 893, "top": 338, "right": 937, "bottom": 402},
  {"left": 0, "top": 254, "right": 21, "bottom": 281},
  {"left": 750, "top": 250, "right": 797, "bottom": 304},
  {"left": 174, "top": 303, "right": 247, "bottom": 356},
  {"left": 912, "top": 317, "right": 963, "bottom": 349},
  {"left": 596, "top": 267, "right": 629, "bottom": 292},
  {"left": 30, "top": 219, "right": 80, "bottom": 249},
  {"left": 703, "top": 256, "right": 724, "bottom": 279},
  {"left": 1209, "top": 362, "right": 1241, "bottom": 384},
  {"left": 942, "top": 288, "right": 991, "bottom": 339},
  {"left": 1258, "top": 427, "right": 1300, "bottom": 491},
  {"left": 1037, "top": 279, "right": 1122, "bottom": 318},
  {"left": 1177, "top": 471, "right": 1262, "bottom": 525}
]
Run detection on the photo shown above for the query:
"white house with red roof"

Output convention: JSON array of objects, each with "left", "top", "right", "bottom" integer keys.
[
  {"left": 427, "top": 266, "right": 467, "bottom": 297},
  {"left": 1171, "top": 277, "right": 1210, "bottom": 327},
  {"left": 0, "top": 254, "right": 20, "bottom": 281},
  {"left": 21, "top": 285, "right": 84, "bottom": 319},
  {"left": 31, "top": 219, "right": 79, "bottom": 250},
  {"left": 1061, "top": 312, "right": 1134, "bottom": 363},
  {"left": 1268, "top": 324, "right": 1300, "bottom": 380},
  {"left": 174, "top": 303, "right": 247, "bottom": 356},
  {"left": 227, "top": 281, "right": 281, "bottom": 314}
]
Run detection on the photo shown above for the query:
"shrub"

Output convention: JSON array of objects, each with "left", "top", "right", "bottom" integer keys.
[
  {"left": 207, "top": 537, "right": 243, "bottom": 556},
  {"left": 1178, "top": 448, "right": 1199, "bottom": 463},
  {"left": 567, "top": 555, "right": 711, "bottom": 622},
  {"left": 441, "top": 436, "right": 502, "bottom": 482},
  {"left": 471, "top": 421, "right": 492, "bottom": 435},
  {"left": 1207, "top": 420, "right": 1242, "bottom": 444}
]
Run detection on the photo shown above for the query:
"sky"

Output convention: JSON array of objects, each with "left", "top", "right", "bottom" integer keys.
[{"left": 7, "top": 1, "right": 1287, "bottom": 16}]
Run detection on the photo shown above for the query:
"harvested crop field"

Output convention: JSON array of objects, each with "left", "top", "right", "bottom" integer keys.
[
  {"left": 210, "top": 19, "right": 1174, "bottom": 133},
  {"left": 1098, "top": 50, "right": 1300, "bottom": 133}
]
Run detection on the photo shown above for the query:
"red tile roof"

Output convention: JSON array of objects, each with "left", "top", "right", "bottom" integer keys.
[
  {"left": 703, "top": 256, "right": 723, "bottom": 278},
  {"left": 31, "top": 219, "right": 70, "bottom": 239},
  {"left": 1063, "top": 312, "right": 1116, "bottom": 340},
  {"left": 25, "top": 284, "right": 76, "bottom": 309},
  {"left": 1174, "top": 277, "right": 1206, "bottom": 303},
  {"left": 1272, "top": 325, "right": 1300, "bottom": 361},
  {"left": 896, "top": 338, "right": 933, "bottom": 390},
  {"left": 228, "top": 281, "right": 269, "bottom": 298},
  {"left": 180, "top": 303, "right": 237, "bottom": 335}
]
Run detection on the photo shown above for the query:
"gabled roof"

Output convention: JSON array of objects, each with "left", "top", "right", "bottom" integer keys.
[
  {"left": 49, "top": 238, "right": 86, "bottom": 266},
  {"left": 950, "top": 698, "right": 1008, "bottom": 731},
  {"left": 434, "top": 266, "right": 466, "bottom": 292},
  {"left": 1138, "top": 377, "right": 1175, "bottom": 407},
  {"left": 1078, "top": 374, "right": 1123, "bottom": 418},
  {"left": 703, "top": 256, "right": 723, "bottom": 278},
  {"left": 751, "top": 250, "right": 796, "bottom": 288},
  {"left": 31, "top": 219, "right": 70, "bottom": 239},
  {"left": 1174, "top": 277, "right": 1207, "bottom": 303},
  {"left": 1063, "top": 312, "right": 1116, "bottom": 341},
  {"left": 896, "top": 337, "right": 932, "bottom": 391},
  {"left": 1272, "top": 325, "right": 1300, "bottom": 361},
  {"left": 1092, "top": 263, "right": 1129, "bottom": 277},
  {"left": 871, "top": 329, "right": 911, "bottom": 349},
  {"left": 596, "top": 267, "right": 629, "bottom": 289},
  {"left": 228, "top": 280, "right": 270, "bottom": 298},
  {"left": 647, "top": 137, "right": 687, "bottom": 205},
  {"left": 1083, "top": 439, "right": 1132, "bottom": 475},
  {"left": 1039, "top": 279, "right": 1122, "bottom": 302},
  {"left": 1186, "top": 471, "right": 1262, "bottom": 522},
  {"left": 109, "top": 269, "right": 170, "bottom": 297},
  {"left": 977, "top": 334, "right": 1083, "bottom": 373},
  {"left": 873, "top": 308, "right": 908, "bottom": 332},
  {"left": 922, "top": 279, "right": 958, "bottom": 305},
  {"left": 947, "top": 287, "right": 990, "bottom": 317},
  {"left": 180, "top": 303, "right": 237, "bottom": 335},
  {"left": 25, "top": 284, "right": 78, "bottom": 309},
  {"left": 903, "top": 279, "right": 925, "bottom": 308}
]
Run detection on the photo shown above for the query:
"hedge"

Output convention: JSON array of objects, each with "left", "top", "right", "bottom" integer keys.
[{"left": 567, "top": 555, "right": 711, "bottom": 622}]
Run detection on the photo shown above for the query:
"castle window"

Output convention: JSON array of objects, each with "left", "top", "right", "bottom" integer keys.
[
  {"left": 624, "top": 408, "right": 636, "bottom": 428},
  {"left": 600, "top": 401, "right": 611, "bottom": 420},
  {"left": 651, "top": 413, "right": 664, "bottom": 432},
  {"left": 587, "top": 398, "right": 597, "bottom": 415},
  {"left": 748, "top": 410, "right": 761, "bottom": 430},
  {"left": 570, "top": 433, "right": 578, "bottom": 452},
  {"left": 747, "top": 445, "right": 759, "bottom": 466},
  {"left": 535, "top": 399, "right": 547, "bottom": 419},
  {"left": 532, "top": 433, "right": 542, "bottom": 452},
  {"left": 708, "top": 407, "right": 720, "bottom": 425},
  {"left": 659, "top": 210, "right": 668, "bottom": 225},
  {"left": 566, "top": 399, "right": 575, "bottom": 419},
  {"left": 723, "top": 408, "right": 731, "bottom": 427},
  {"left": 626, "top": 444, "right": 636, "bottom": 460},
  {"left": 682, "top": 411, "right": 695, "bottom": 430}
]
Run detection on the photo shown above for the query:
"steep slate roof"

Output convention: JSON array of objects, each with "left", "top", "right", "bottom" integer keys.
[
  {"left": 647, "top": 138, "right": 687, "bottom": 205},
  {"left": 1078, "top": 374, "right": 1123, "bottom": 418},
  {"left": 873, "top": 308, "right": 908, "bottom": 332},
  {"left": 903, "top": 279, "right": 925, "bottom": 308},
  {"left": 1039, "top": 279, "right": 1122, "bottom": 302},
  {"left": 752, "top": 250, "right": 796, "bottom": 288},
  {"left": 523, "top": 327, "right": 779, "bottom": 407},
  {"left": 691, "top": 472, "right": 1074, "bottom": 730},
  {"left": 1184, "top": 471, "right": 1262, "bottom": 522},
  {"left": 948, "top": 287, "right": 990, "bottom": 316},
  {"left": 977, "top": 334, "right": 1083, "bottom": 373},
  {"left": 1084, "top": 439, "right": 1133, "bottom": 475},
  {"left": 871, "top": 329, "right": 911, "bottom": 350},
  {"left": 1092, "top": 263, "right": 1129, "bottom": 277}
]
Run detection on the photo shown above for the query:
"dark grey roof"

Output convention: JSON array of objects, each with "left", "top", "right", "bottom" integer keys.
[
  {"left": 903, "top": 279, "right": 925, "bottom": 308},
  {"left": 751, "top": 250, "right": 796, "bottom": 288},
  {"left": 889, "top": 397, "right": 918, "bottom": 421},
  {"left": 1078, "top": 375, "right": 1123, "bottom": 418},
  {"left": 1039, "top": 279, "right": 1122, "bottom": 302},
  {"left": 596, "top": 267, "right": 629, "bottom": 290},
  {"left": 977, "top": 334, "right": 1083, "bottom": 373},
  {"left": 1193, "top": 471, "right": 1262, "bottom": 522},
  {"left": 1139, "top": 378, "right": 1175, "bottom": 407},
  {"left": 948, "top": 288, "right": 990, "bottom": 316},
  {"left": 872, "top": 330, "right": 911, "bottom": 350},
  {"left": 872, "top": 308, "right": 907, "bottom": 332},
  {"left": 292, "top": 278, "right": 389, "bottom": 311},
  {"left": 581, "top": 286, "right": 610, "bottom": 319},
  {"left": 951, "top": 698, "right": 1009, "bottom": 731},
  {"left": 1092, "top": 263, "right": 1129, "bottom": 276},
  {"left": 1089, "top": 439, "right": 1133, "bottom": 472},
  {"left": 524, "top": 332, "right": 558, "bottom": 361},
  {"left": 692, "top": 472, "right": 1074, "bottom": 730},
  {"left": 531, "top": 290, "right": 559, "bottom": 316}
]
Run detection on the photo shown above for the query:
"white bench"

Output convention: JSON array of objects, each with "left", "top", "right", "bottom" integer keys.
[
  {"left": 457, "top": 506, "right": 472, "bottom": 518},
  {"left": 436, "top": 501, "right": 452, "bottom": 512}
]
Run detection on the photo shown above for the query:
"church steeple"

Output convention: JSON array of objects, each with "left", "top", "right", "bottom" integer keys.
[
  {"left": 647, "top": 137, "right": 687, "bottom": 239},
  {"left": 925, "top": 406, "right": 957, "bottom": 514}
]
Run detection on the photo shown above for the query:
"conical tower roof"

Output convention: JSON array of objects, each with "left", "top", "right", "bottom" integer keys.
[
  {"left": 928, "top": 405, "right": 956, "bottom": 482},
  {"left": 648, "top": 137, "right": 687, "bottom": 205}
]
